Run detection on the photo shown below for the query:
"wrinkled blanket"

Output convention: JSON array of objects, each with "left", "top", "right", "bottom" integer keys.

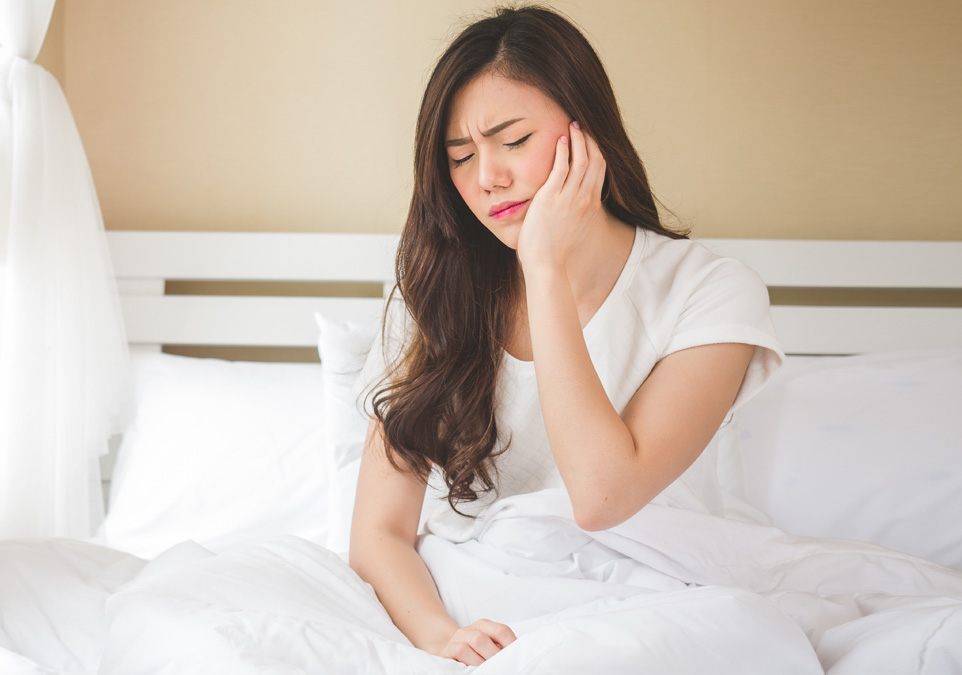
[{"left": 2, "top": 489, "right": 961, "bottom": 674}]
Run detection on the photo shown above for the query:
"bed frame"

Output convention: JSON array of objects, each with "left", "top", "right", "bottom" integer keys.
[
  {"left": 99, "top": 231, "right": 962, "bottom": 502},
  {"left": 107, "top": 231, "right": 962, "bottom": 357}
]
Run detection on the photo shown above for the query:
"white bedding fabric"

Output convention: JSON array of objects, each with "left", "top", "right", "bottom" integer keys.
[
  {"left": 98, "top": 354, "right": 332, "bottom": 558},
  {"left": 738, "top": 349, "right": 962, "bottom": 568},
  {"left": 3, "top": 489, "right": 961, "bottom": 674}
]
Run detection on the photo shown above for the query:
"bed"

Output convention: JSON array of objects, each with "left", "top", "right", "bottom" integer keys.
[{"left": 1, "top": 231, "right": 960, "bottom": 674}]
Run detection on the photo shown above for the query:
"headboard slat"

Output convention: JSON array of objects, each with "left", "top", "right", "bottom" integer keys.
[
  {"left": 700, "top": 239, "right": 962, "bottom": 289},
  {"left": 121, "top": 296, "right": 385, "bottom": 347},
  {"left": 108, "top": 232, "right": 398, "bottom": 282},
  {"left": 772, "top": 306, "right": 962, "bottom": 355}
]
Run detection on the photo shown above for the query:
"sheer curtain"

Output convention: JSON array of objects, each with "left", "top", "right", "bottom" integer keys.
[{"left": 1, "top": 0, "right": 130, "bottom": 538}]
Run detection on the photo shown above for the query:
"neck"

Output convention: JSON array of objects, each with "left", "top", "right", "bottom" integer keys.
[{"left": 562, "top": 210, "right": 636, "bottom": 303}]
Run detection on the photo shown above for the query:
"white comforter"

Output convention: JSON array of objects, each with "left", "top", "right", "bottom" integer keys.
[{"left": 3, "top": 489, "right": 961, "bottom": 674}]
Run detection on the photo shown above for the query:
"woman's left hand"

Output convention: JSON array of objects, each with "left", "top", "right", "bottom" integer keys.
[{"left": 517, "top": 121, "right": 607, "bottom": 272}]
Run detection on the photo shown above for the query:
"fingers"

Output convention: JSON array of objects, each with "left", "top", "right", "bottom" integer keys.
[
  {"left": 567, "top": 121, "right": 590, "bottom": 187},
  {"left": 466, "top": 629, "right": 502, "bottom": 660},
  {"left": 475, "top": 618, "right": 518, "bottom": 648},
  {"left": 543, "top": 121, "right": 605, "bottom": 199},
  {"left": 567, "top": 121, "right": 606, "bottom": 199},
  {"left": 443, "top": 630, "right": 494, "bottom": 666},
  {"left": 542, "top": 132, "right": 570, "bottom": 195},
  {"left": 441, "top": 619, "right": 517, "bottom": 666},
  {"left": 582, "top": 128, "right": 607, "bottom": 202},
  {"left": 447, "top": 641, "right": 484, "bottom": 667}
]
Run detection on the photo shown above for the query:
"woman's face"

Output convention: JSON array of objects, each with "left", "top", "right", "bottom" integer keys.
[{"left": 445, "top": 73, "right": 572, "bottom": 249}]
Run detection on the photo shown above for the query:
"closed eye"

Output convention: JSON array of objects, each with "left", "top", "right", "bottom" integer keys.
[
  {"left": 450, "top": 132, "right": 530, "bottom": 168},
  {"left": 506, "top": 133, "right": 532, "bottom": 148}
]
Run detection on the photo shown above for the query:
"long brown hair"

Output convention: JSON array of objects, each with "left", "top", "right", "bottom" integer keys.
[{"left": 371, "top": 5, "right": 686, "bottom": 512}]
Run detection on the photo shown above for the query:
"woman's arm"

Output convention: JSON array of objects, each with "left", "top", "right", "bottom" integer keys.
[
  {"left": 519, "top": 123, "right": 755, "bottom": 530},
  {"left": 349, "top": 419, "right": 516, "bottom": 665},
  {"left": 526, "top": 268, "right": 752, "bottom": 529}
]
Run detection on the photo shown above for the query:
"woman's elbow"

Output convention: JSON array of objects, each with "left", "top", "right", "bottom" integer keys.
[
  {"left": 574, "top": 508, "right": 614, "bottom": 532},
  {"left": 572, "top": 495, "right": 647, "bottom": 532}
]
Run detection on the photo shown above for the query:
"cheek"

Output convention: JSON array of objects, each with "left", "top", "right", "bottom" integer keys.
[
  {"left": 448, "top": 168, "right": 471, "bottom": 202},
  {"left": 522, "top": 138, "right": 560, "bottom": 186}
]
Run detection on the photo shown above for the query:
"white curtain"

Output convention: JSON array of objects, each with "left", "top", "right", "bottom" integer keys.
[{"left": 1, "top": 0, "right": 130, "bottom": 538}]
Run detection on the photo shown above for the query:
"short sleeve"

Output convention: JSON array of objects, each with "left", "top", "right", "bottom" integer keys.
[{"left": 663, "top": 258, "right": 784, "bottom": 410}]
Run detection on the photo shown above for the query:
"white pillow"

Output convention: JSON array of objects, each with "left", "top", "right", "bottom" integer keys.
[
  {"left": 315, "top": 312, "right": 381, "bottom": 556},
  {"left": 738, "top": 349, "right": 962, "bottom": 568},
  {"left": 100, "top": 353, "right": 330, "bottom": 558},
  {"left": 317, "top": 304, "right": 454, "bottom": 545}
]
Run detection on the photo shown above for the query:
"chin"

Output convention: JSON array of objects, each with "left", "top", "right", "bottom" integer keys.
[{"left": 485, "top": 223, "right": 520, "bottom": 251}]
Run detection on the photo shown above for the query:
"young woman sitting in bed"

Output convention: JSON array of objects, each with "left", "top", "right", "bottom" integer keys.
[
  {"left": 348, "top": 5, "right": 808, "bottom": 669},
  {"left": 15, "top": 6, "right": 954, "bottom": 673},
  {"left": 344, "top": 6, "right": 962, "bottom": 672}
]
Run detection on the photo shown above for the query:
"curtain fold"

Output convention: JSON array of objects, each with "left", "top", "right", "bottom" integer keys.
[{"left": 1, "top": 0, "right": 130, "bottom": 538}]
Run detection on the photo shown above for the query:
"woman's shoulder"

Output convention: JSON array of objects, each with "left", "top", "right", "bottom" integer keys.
[
  {"left": 633, "top": 229, "right": 763, "bottom": 298},
  {"left": 630, "top": 229, "right": 784, "bottom": 406}
]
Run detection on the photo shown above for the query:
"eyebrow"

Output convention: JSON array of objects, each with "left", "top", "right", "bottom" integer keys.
[{"left": 445, "top": 118, "right": 526, "bottom": 147}]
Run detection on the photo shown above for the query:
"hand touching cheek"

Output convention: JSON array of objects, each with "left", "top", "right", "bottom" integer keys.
[{"left": 517, "top": 121, "right": 607, "bottom": 272}]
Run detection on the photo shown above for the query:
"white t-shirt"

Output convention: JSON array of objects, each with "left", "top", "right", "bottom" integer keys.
[{"left": 364, "top": 227, "right": 784, "bottom": 541}]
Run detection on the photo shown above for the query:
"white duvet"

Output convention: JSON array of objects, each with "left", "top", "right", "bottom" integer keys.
[{"left": 2, "top": 489, "right": 961, "bottom": 674}]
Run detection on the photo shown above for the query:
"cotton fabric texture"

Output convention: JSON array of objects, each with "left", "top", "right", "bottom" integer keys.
[
  {"left": 8, "top": 229, "right": 960, "bottom": 673},
  {"left": 361, "top": 228, "right": 784, "bottom": 540}
]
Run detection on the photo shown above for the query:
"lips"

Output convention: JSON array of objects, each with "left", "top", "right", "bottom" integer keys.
[{"left": 488, "top": 200, "right": 529, "bottom": 218}]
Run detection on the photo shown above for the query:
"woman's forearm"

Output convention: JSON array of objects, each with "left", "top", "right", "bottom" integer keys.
[
  {"left": 350, "top": 530, "right": 458, "bottom": 654},
  {"left": 349, "top": 420, "right": 460, "bottom": 653},
  {"left": 523, "top": 263, "right": 642, "bottom": 525},
  {"left": 351, "top": 425, "right": 517, "bottom": 665},
  {"left": 524, "top": 261, "right": 754, "bottom": 531}
]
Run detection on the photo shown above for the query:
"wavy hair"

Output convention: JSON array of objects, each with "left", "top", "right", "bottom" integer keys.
[{"left": 371, "top": 5, "right": 687, "bottom": 513}]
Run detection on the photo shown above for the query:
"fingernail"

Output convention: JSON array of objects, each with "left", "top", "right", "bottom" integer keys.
[
  {"left": 572, "top": 121, "right": 581, "bottom": 130},
  {"left": 561, "top": 136, "right": 568, "bottom": 144}
]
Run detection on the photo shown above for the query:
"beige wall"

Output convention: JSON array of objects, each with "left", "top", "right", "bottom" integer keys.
[{"left": 37, "top": 0, "right": 962, "bottom": 240}]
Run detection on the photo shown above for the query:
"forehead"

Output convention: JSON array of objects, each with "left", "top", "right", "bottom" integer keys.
[{"left": 445, "top": 73, "right": 562, "bottom": 135}]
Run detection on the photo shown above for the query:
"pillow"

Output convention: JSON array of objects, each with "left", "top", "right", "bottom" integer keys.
[
  {"left": 737, "top": 349, "right": 962, "bottom": 568},
  {"left": 99, "top": 353, "right": 330, "bottom": 558},
  {"left": 317, "top": 303, "right": 451, "bottom": 549},
  {"left": 315, "top": 312, "right": 381, "bottom": 556}
]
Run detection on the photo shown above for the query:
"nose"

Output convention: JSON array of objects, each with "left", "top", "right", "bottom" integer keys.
[{"left": 477, "top": 150, "right": 511, "bottom": 191}]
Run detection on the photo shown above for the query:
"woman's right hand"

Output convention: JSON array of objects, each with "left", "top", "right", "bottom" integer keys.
[
  {"left": 434, "top": 619, "right": 517, "bottom": 666},
  {"left": 352, "top": 421, "right": 515, "bottom": 666}
]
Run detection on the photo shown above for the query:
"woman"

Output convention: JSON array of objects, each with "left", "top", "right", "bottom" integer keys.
[
  {"left": 56, "top": 7, "right": 958, "bottom": 674},
  {"left": 349, "top": 5, "right": 796, "bottom": 668}
]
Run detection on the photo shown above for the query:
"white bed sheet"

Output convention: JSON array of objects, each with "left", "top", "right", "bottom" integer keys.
[
  {"left": 738, "top": 349, "right": 962, "bottom": 568},
  {"left": 3, "top": 489, "right": 960, "bottom": 674}
]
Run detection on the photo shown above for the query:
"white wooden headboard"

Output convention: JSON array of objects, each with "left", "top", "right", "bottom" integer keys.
[
  {"left": 699, "top": 239, "right": 962, "bottom": 354},
  {"left": 106, "top": 232, "right": 962, "bottom": 356},
  {"left": 108, "top": 232, "right": 397, "bottom": 351}
]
